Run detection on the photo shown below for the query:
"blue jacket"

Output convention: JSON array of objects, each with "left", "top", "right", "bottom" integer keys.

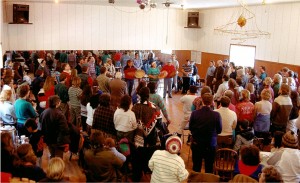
[{"left": 189, "top": 106, "right": 222, "bottom": 147}]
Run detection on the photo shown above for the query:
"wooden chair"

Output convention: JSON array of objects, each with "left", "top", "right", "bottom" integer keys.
[
  {"left": 230, "top": 174, "right": 258, "bottom": 183},
  {"left": 188, "top": 171, "right": 220, "bottom": 182},
  {"left": 253, "top": 137, "right": 264, "bottom": 151},
  {"left": 214, "top": 148, "right": 238, "bottom": 181}
]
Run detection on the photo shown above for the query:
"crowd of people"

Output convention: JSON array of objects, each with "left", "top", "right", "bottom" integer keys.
[{"left": 0, "top": 50, "right": 299, "bottom": 183}]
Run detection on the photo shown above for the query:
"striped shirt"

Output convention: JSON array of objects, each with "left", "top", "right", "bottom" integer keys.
[
  {"left": 182, "top": 64, "right": 193, "bottom": 77},
  {"left": 68, "top": 87, "right": 82, "bottom": 107},
  {"left": 148, "top": 150, "right": 189, "bottom": 183},
  {"left": 149, "top": 93, "right": 169, "bottom": 120}
]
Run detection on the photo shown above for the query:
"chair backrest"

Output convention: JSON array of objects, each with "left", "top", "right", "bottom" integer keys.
[
  {"left": 230, "top": 174, "right": 258, "bottom": 183},
  {"left": 188, "top": 171, "right": 220, "bottom": 182},
  {"left": 253, "top": 137, "right": 264, "bottom": 150},
  {"left": 214, "top": 148, "right": 238, "bottom": 172}
]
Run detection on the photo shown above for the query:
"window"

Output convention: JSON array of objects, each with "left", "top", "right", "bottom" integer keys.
[{"left": 229, "top": 44, "right": 256, "bottom": 68}]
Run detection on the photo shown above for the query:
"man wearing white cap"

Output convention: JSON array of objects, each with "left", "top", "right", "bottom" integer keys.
[{"left": 148, "top": 135, "right": 189, "bottom": 183}]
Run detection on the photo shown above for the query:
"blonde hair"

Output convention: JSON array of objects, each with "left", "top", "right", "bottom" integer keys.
[
  {"left": 46, "top": 157, "right": 65, "bottom": 181},
  {"left": 0, "top": 90, "right": 12, "bottom": 102},
  {"left": 264, "top": 77, "right": 273, "bottom": 86},
  {"left": 246, "top": 83, "right": 254, "bottom": 94},
  {"left": 273, "top": 74, "right": 282, "bottom": 84},
  {"left": 72, "top": 77, "right": 81, "bottom": 87},
  {"left": 43, "top": 76, "right": 55, "bottom": 92},
  {"left": 261, "top": 89, "right": 271, "bottom": 101},
  {"left": 241, "top": 89, "right": 250, "bottom": 101}
]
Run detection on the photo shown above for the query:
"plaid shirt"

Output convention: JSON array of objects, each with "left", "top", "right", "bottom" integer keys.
[{"left": 92, "top": 106, "right": 116, "bottom": 136}]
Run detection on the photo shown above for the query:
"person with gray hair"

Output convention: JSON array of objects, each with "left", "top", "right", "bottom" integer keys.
[{"left": 273, "top": 73, "right": 282, "bottom": 98}]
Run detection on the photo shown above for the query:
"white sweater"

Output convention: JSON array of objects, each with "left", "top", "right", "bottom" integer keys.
[{"left": 114, "top": 108, "right": 137, "bottom": 132}]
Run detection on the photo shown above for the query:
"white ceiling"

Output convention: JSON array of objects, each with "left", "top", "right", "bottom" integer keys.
[{"left": 7, "top": 0, "right": 300, "bottom": 9}]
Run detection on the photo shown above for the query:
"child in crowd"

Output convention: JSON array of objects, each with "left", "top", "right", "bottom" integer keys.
[
  {"left": 233, "top": 120, "right": 254, "bottom": 152},
  {"left": 25, "top": 118, "right": 44, "bottom": 159},
  {"left": 104, "top": 138, "right": 126, "bottom": 163}
]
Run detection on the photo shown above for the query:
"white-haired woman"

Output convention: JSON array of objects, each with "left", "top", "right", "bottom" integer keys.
[{"left": 109, "top": 72, "right": 127, "bottom": 110}]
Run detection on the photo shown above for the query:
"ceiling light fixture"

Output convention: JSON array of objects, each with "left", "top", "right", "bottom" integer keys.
[
  {"left": 54, "top": 0, "right": 59, "bottom": 3},
  {"left": 214, "top": 0, "right": 270, "bottom": 42}
]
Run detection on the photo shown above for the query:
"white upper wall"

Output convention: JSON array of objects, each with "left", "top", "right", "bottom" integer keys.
[
  {"left": 197, "top": 2, "right": 300, "bottom": 66},
  {"left": 2, "top": 1, "right": 200, "bottom": 51}
]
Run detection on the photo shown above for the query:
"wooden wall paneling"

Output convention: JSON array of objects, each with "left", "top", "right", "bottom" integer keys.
[
  {"left": 255, "top": 59, "right": 300, "bottom": 79},
  {"left": 43, "top": 3, "right": 52, "bottom": 50},
  {"left": 106, "top": 6, "right": 114, "bottom": 50},
  {"left": 198, "top": 52, "right": 228, "bottom": 79},
  {"left": 120, "top": 7, "right": 129, "bottom": 50},
  {"left": 83, "top": 5, "right": 92, "bottom": 50},
  {"left": 51, "top": 3, "right": 60, "bottom": 49},
  {"left": 99, "top": 6, "right": 107, "bottom": 50},
  {"left": 113, "top": 7, "right": 121, "bottom": 50},
  {"left": 127, "top": 7, "right": 136, "bottom": 50},
  {"left": 279, "top": 4, "right": 292, "bottom": 64},
  {"left": 68, "top": 4, "right": 77, "bottom": 50},
  {"left": 75, "top": 4, "right": 84, "bottom": 50},
  {"left": 34, "top": 3, "right": 44, "bottom": 50}
]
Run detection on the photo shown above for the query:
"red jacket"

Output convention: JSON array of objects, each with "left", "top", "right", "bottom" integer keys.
[
  {"left": 124, "top": 66, "right": 136, "bottom": 80},
  {"left": 161, "top": 65, "right": 176, "bottom": 78}
]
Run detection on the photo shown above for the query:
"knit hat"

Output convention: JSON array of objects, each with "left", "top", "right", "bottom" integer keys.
[
  {"left": 282, "top": 131, "right": 299, "bottom": 149},
  {"left": 165, "top": 135, "right": 182, "bottom": 154}
]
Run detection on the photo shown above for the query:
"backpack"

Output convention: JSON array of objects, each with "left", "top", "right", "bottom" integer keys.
[{"left": 118, "top": 138, "right": 131, "bottom": 157}]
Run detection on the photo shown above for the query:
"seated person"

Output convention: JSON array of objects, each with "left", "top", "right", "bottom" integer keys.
[
  {"left": 84, "top": 132, "right": 123, "bottom": 182},
  {"left": 40, "top": 157, "right": 67, "bottom": 182},
  {"left": 233, "top": 120, "right": 254, "bottom": 152},
  {"left": 234, "top": 145, "right": 263, "bottom": 180},
  {"left": 105, "top": 138, "right": 126, "bottom": 163},
  {"left": 148, "top": 135, "right": 189, "bottom": 183},
  {"left": 12, "top": 144, "right": 46, "bottom": 182},
  {"left": 258, "top": 165, "right": 283, "bottom": 183},
  {"left": 1, "top": 133, "right": 15, "bottom": 173},
  {"left": 268, "top": 131, "right": 300, "bottom": 183}
]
